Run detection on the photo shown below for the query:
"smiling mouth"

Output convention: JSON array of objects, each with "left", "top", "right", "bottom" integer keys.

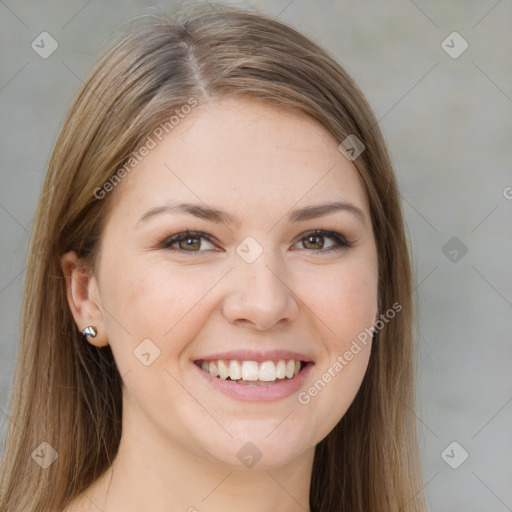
[{"left": 194, "top": 359, "right": 308, "bottom": 385}]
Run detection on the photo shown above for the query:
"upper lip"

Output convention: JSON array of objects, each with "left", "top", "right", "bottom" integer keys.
[{"left": 193, "top": 349, "right": 314, "bottom": 363}]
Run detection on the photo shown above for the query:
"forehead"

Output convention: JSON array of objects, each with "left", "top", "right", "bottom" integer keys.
[{"left": 106, "top": 97, "right": 370, "bottom": 225}]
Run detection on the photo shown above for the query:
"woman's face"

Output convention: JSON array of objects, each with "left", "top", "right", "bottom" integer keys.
[{"left": 80, "top": 97, "right": 378, "bottom": 468}]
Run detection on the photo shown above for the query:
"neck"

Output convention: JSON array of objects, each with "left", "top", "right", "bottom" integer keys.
[{"left": 77, "top": 399, "right": 315, "bottom": 512}]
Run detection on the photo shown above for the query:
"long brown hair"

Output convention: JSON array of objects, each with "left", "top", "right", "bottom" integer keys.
[{"left": 0, "top": 4, "right": 427, "bottom": 511}]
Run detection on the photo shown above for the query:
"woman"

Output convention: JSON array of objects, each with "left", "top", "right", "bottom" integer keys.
[{"left": 0, "top": 5, "right": 428, "bottom": 511}]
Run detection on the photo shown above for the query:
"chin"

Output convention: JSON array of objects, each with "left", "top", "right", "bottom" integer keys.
[{"left": 194, "top": 424, "right": 313, "bottom": 470}]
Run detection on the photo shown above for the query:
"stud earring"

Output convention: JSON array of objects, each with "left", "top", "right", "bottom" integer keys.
[{"left": 81, "top": 326, "right": 97, "bottom": 342}]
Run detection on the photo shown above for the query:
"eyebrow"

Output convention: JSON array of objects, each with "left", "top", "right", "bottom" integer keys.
[{"left": 137, "top": 200, "right": 367, "bottom": 227}]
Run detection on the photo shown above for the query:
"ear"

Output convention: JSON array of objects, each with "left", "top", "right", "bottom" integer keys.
[{"left": 61, "top": 251, "right": 109, "bottom": 347}]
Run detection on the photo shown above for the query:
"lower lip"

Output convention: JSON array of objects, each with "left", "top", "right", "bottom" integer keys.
[{"left": 192, "top": 362, "right": 314, "bottom": 402}]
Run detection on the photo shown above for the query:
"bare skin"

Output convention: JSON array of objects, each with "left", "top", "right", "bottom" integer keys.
[{"left": 62, "top": 97, "right": 378, "bottom": 512}]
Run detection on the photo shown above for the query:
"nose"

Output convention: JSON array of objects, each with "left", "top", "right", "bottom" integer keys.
[{"left": 221, "top": 249, "right": 299, "bottom": 331}]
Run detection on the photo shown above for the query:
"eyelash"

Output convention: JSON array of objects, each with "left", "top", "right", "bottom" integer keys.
[{"left": 159, "top": 229, "right": 352, "bottom": 255}]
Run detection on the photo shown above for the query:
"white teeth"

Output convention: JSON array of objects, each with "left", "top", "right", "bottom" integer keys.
[
  {"left": 208, "top": 361, "right": 219, "bottom": 377},
  {"left": 218, "top": 360, "right": 229, "bottom": 380},
  {"left": 285, "top": 360, "right": 296, "bottom": 379},
  {"left": 259, "top": 361, "right": 277, "bottom": 382},
  {"left": 229, "top": 360, "right": 241, "bottom": 380},
  {"left": 276, "top": 360, "right": 286, "bottom": 379},
  {"left": 199, "top": 358, "right": 304, "bottom": 382},
  {"left": 241, "top": 361, "right": 259, "bottom": 381}
]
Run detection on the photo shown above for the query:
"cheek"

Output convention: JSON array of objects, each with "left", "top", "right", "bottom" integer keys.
[
  {"left": 305, "top": 342, "right": 371, "bottom": 444},
  {"left": 97, "top": 255, "right": 219, "bottom": 367},
  {"left": 299, "top": 255, "right": 378, "bottom": 347},
  {"left": 293, "top": 254, "right": 377, "bottom": 431}
]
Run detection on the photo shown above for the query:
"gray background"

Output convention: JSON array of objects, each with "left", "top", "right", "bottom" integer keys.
[{"left": 1, "top": 1, "right": 511, "bottom": 511}]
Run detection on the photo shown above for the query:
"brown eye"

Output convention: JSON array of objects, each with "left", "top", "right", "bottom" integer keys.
[
  {"left": 177, "top": 236, "right": 201, "bottom": 251},
  {"left": 302, "top": 234, "right": 326, "bottom": 250},
  {"left": 161, "top": 232, "right": 216, "bottom": 252},
  {"left": 294, "top": 230, "right": 351, "bottom": 253},
  {"left": 160, "top": 229, "right": 351, "bottom": 255}
]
